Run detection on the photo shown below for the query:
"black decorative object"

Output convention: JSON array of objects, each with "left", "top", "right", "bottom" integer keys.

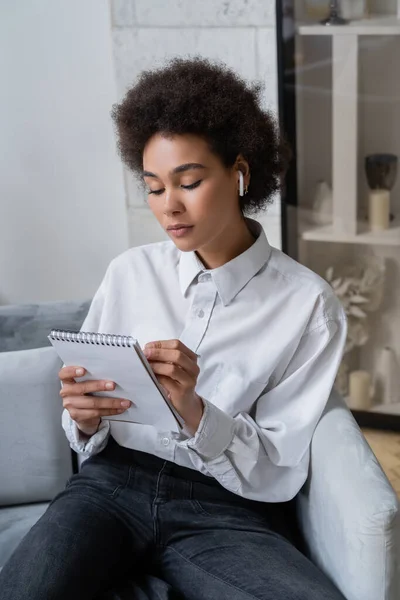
[
  {"left": 365, "top": 154, "right": 398, "bottom": 191},
  {"left": 321, "top": 1, "right": 348, "bottom": 26}
]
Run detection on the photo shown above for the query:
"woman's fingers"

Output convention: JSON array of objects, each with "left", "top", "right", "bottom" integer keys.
[
  {"left": 60, "top": 379, "right": 116, "bottom": 398},
  {"left": 62, "top": 395, "right": 131, "bottom": 411},
  {"left": 58, "top": 367, "right": 131, "bottom": 425},
  {"left": 58, "top": 365, "right": 86, "bottom": 381},
  {"left": 145, "top": 339, "right": 199, "bottom": 362},
  {"left": 156, "top": 374, "right": 179, "bottom": 395},
  {"left": 63, "top": 395, "right": 132, "bottom": 423},
  {"left": 150, "top": 361, "right": 195, "bottom": 387},
  {"left": 67, "top": 407, "right": 128, "bottom": 422},
  {"left": 146, "top": 348, "right": 199, "bottom": 378}
]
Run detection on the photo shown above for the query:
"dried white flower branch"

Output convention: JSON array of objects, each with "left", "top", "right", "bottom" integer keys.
[{"left": 325, "top": 256, "right": 385, "bottom": 355}]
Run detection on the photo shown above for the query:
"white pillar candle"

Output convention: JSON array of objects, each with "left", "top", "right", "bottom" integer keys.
[
  {"left": 368, "top": 190, "right": 390, "bottom": 231},
  {"left": 375, "top": 346, "right": 400, "bottom": 406},
  {"left": 349, "top": 370, "right": 372, "bottom": 410}
]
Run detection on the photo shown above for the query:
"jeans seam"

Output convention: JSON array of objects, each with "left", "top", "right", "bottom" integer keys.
[
  {"left": 50, "top": 490, "right": 119, "bottom": 521},
  {"left": 163, "top": 545, "right": 262, "bottom": 600},
  {"left": 110, "top": 464, "right": 133, "bottom": 499},
  {"left": 190, "top": 499, "right": 208, "bottom": 516},
  {"left": 152, "top": 461, "right": 168, "bottom": 546},
  {"left": 190, "top": 499, "right": 267, "bottom": 525}
]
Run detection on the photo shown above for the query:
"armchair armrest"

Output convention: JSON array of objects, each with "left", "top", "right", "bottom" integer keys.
[{"left": 296, "top": 389, "right": 399, "bottom": 600}]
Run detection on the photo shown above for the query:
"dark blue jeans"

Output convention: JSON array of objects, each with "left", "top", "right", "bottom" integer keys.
[{"left": 0, "top": 436, "right": 345, "bottom": 600}]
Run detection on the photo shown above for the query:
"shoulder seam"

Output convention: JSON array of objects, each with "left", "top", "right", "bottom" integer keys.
[
  {"left": 304, "top": 315, "right": 347, "bottom": 335},
  {"left": 269, "top": 250, "right": 331, "bottom": 290}
]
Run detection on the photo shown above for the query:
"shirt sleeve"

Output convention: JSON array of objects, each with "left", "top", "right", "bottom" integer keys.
[
  {"left": 61, "top": 265, "right": 112, "bottom": 457},
  {"left": 177, "top": 301, "right": 347, "bottom": 502}
]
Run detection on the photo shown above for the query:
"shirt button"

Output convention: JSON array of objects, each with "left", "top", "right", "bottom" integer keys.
[
  {"left": 161, "top": 437, "right": 170, "bottom": 446},
  {"left": 197, "top": 309, "right": 205, "bottom": 318}
]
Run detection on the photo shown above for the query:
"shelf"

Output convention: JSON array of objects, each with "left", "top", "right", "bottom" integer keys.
[
  {"left": 298, "top": 15, "right": 400, "bottom": 36},
  {"left": 300, "top": 217, "right": 400, "bottom": 246},
  {"left": 345, "top": 397, "right": 400, "bottom": 414}
]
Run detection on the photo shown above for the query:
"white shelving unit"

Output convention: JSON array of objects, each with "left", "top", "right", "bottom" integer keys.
[
  {"left": 297, "top": 15, "right": 400, "bottom": 246},
  {"left": 298, "top": 16, "right": 400, "bottom": 36},
  {"left": 301, "top": 218, "right": 400, "bottom": 246}
]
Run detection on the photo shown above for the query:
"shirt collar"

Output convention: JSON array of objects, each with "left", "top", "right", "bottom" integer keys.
[{"left": 178, "top": 218, "right": 272, "bottom": 306}]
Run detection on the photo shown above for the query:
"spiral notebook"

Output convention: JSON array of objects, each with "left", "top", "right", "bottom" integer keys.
[{"left": 48, "top": 330, "right": 185, "bottom": 432}]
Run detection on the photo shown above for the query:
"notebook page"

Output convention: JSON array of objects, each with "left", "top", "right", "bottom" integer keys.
[{"left": 49, "top": 337, "right": 182, "bottom": 432}]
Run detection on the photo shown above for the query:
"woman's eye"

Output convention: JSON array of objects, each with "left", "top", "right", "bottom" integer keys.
[
  {"left": 181, "top": 180, "right": 202, "bottom": 190},
  {"left": 147, "top": 180, "right": 202, "bottom": 195}
]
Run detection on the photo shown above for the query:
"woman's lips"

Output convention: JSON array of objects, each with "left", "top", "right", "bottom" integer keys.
[{"left": 168, "top": 226, "right": 194, "bottom": 238}]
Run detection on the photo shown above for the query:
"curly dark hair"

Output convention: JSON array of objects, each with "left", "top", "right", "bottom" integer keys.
[{"left": 111, "top": 57, "right": 291, "bottom": 214}]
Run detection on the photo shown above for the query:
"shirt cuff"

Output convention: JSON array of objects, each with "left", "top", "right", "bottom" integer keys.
[
  {"left": 184, "top": 399, "right": 236, "bottom": 460},
  {"left": 61, "top": 409, "right": 110, "bottom": 456}
]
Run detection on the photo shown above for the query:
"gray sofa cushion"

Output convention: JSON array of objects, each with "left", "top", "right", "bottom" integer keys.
[
  {"left": 0, "top": 300, "right": 91, "bottom": 352},
  {"left": 0, "top": 503, "right": 49, "bottom": 568},
  {"left": 0, "top": 346, "right": 73, "bottom": 506}
]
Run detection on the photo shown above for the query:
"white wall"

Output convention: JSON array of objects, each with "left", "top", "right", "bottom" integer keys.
[
  {"left": 0, "top": 0, "right": 128, "bottom": 305},
  {"left": 110, "top": 0, "right": 282, "bottom": 250}
]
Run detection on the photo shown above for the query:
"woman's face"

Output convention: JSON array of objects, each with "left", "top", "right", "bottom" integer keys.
[{"left": 142, "top": 133, "right": 243, "bottom": 253}]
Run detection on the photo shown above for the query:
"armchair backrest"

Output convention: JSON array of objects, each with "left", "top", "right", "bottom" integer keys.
[
  {"left": 0, "top": 299, "right": 91, "bottom": 352},
  {"left": 0, "top": 300, "right": 90, "bottom": 506}
]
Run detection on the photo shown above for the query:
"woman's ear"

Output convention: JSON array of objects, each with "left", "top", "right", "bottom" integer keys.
[{"left": 235, "top": 155, "right": 250, "bottom": 187}]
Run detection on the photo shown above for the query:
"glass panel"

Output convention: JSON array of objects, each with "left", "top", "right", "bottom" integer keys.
[{"left": 278, "top": 0, "right": 400, "bottom": 428}]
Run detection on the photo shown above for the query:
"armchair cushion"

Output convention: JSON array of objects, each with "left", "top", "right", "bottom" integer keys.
[
  {"left": 0, "top": 346, "right": 72, "bottom": 506},
  {"left": 0, "top": 503, "right": 49, "bottom": 568},
  {"left": 297, "top": 389, "right": 399, "bottom": 600},
  {"left": 0, "top": 300, "right": 91, "bottom": 352}
]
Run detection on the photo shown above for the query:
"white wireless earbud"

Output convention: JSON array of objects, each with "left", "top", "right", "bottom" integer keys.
[{"left": 238, "top": 171, "right": 244, "bottom": 197}]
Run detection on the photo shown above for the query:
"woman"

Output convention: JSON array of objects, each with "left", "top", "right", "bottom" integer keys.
[{"left": 0, "top": 58, "right": 347, "bottom": 600}]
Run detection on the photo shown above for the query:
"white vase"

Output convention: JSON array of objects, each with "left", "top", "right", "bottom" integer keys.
[
  {"left": 304, "top": 1, "right": 331, "bottom": 19},
  {"left": 374, "top": 346, "right": 400, "bottom": 406},
  {"left": 341, "top": 0, "right": 366, "bottom": 20},
  {"left": 312, "top": 180, "right": 333, "bottom": 226}
]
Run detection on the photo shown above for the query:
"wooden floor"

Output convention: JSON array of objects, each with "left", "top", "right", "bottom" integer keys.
[{"left": 362, "top": 428, "right": 400, "bottom": 498}]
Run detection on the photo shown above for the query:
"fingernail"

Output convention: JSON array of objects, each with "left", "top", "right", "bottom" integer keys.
[
  {"left": 105, "top": 382, "right": 114, "bottom": 390},
  {"left": 144, "top": 349, "right": 151, "bottom": 357},
  {"left": 76, "top": 368, "right": 84, "bottom": 376},
  {"left": 121, "top": 400, "right": 131, "bottom": 408}
]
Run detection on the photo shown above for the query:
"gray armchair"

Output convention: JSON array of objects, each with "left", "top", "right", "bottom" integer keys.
[
  {"left": 0, "top": 300, "right": 398, "bottom": 599},
  {"left": 0, "top": 300, "right": 90, "bottom": 568}
]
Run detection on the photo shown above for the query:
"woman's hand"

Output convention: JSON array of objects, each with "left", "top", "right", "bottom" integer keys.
[
  {"left": 144, "top": 339, "right": 204, "bottom": 434},
  {"left": 58, "top": 366, "right": 131, "bottom": 436}
]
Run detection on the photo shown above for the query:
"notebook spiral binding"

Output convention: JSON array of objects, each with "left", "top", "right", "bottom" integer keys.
[{"left": 49, "top": 330, "right": 136, "bottom": 348}]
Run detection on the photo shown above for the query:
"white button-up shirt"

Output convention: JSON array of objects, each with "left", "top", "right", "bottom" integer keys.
[{"left": 62, "top": 218, "right": 347, "bottom": 502}]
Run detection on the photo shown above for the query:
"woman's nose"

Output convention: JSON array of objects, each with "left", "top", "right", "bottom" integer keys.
[{"left": 163, "top": 188, "right": 183, "bottom": 215}]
